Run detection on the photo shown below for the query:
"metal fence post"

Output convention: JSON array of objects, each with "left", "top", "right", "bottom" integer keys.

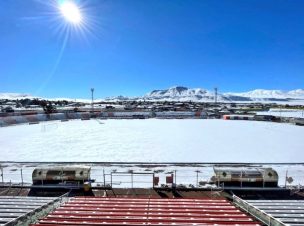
[
  {"left": 61, "top": 167, "right": 63, "bottom": 184},
  {"left": 110, "top": 172, "right": 113, "bottom": 188},
  {"left": 21, "top": 168, "right": 24, "bottom": 186},
  {"left": 0, "top": 166, "right": 3, "bottom": 183},
  {"left": 217, "top": 174, "right": 220, "bottom": 187},
  {"left": 263, "top": 170, "right": 265, "bottom": 188},
  {"left": 195, "top": 170, "right": 200, "bottom": 187},
  {"left": 285, "top": 170, "right": 288, "bottom": 188},
  {"left": 240, "top": 168, "right": 243, "bottom": 188}
]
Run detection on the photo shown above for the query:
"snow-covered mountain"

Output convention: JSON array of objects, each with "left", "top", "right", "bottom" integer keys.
[
  {"left": 145, "top": 86, "right": 217, "bottom": 101},
  {"left": 283, "top": 89, "right": 304, "bottom": 99},
  {"left": 143, "top": 87, "right": 304, "bottom": 102},
  {"left": 0, "top": 93, "right": 96, "bottom": 103},
  {"left": 0, "top": 93, "right": 35, "bottom": 100},
  {"left": 1, "top": 87, "right": 304, "bottom": 102},
  {"left": 227, "top": 89, "right": 304, "bottom": 99}
]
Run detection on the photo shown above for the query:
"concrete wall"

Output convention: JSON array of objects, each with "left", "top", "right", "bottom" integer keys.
[{"left": 0, "top": 111, "right": 208, "bottom": 127}]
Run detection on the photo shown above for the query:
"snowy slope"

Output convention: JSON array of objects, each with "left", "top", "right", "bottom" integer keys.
[
  {"left": 286, "top": 89, "right": 304, "bottom": 98},
  {"left": 0, "top": 93, "right": 101, "bottom": 103},
  {"left": 1, "top": 87, "right": 304, "bottom": 102},
  {"left": 143, "top": 86, "right": 253, "bottom": 102},
  {"left": 144, "top": 86, "right": 218, "bottom": 101},
  {"left": 144, "top": 87, "right": 304, "bottom": 102},
  {"left": 227, "top": 89, "right": 304, "bottom": 99},
  {"left": 0, "top": 93, "right": 35, "bottom": 100}
]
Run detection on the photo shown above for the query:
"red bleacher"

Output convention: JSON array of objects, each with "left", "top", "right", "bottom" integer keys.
[{"left": 31, "top": 197, "right": 261, "bottom": 225}]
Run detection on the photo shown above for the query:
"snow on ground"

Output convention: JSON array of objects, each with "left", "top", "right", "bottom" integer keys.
[
  {"left": 257, "top": 109, "right": 304, "bottom": 118},
  {"left": 0, "top": 119, "right": 303, "bottom": 163}
]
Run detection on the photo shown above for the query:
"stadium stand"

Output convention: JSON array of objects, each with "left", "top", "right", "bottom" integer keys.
[
  {"left": 31, "top": 197, "right": 261, "bottom": 225},
  {"left": 0, "top": 196, "right": 59, "bottom": 225},
  {"left": 247, "top": 199, "right": 304, "bottom": 225}
]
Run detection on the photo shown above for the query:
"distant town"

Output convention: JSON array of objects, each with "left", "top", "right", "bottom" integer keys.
[{"left": 1, "top": 92, "right": 304, "bottom": 127}]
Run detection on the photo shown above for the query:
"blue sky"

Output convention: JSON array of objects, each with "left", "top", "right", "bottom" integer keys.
[{"left": 1, "top": 0, "right": 304, "bottom": 98}]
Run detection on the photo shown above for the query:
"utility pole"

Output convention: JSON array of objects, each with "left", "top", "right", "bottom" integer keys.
[
  {"left": 91, "top": 88, "right": 94, "bottom": 112},
  {"left": 214, "top": 87, "right": 218, "bottom": 103}
]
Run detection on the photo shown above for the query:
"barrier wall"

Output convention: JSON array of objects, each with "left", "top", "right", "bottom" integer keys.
[
  {"left": 112, "top": 111, "right": 151, "bottom": 117},
  {"left": 0, "top": 111, "right": 208, "bottom": 127},
  {"left": 0, "top": 113, "right": 92, "bottom": 127},
  {"left": 155, "top": 111, "right": 195, "bottom": 117},
  {"left": 223, "top": 115, "right": 255, "bottom": 120}
]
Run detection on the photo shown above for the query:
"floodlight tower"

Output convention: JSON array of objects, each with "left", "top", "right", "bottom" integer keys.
[
  {"left": 91, "top": 88, "right": 94, "bottom": 111},
  {"left": 214, "top": 87, "right": 218, "bottom": 103}
]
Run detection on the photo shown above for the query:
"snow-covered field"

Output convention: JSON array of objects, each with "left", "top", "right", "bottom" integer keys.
[
  {"left": 0, "top": 119, "right": 303, "bottom": 162},
  {"left": 1, "top": 119, "right": 304, "bottom": 187},
  {"left": 257, "top": 109, "right": 304, "bottom": 118}
]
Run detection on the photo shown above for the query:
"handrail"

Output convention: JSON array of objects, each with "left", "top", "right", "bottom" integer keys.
[
  {"left": 4, "top": 192, "right": 69, "bottom": 226},
  {"left": 233, "top": 195, "right": 286, "bottom": 226},
  {"left": 1, "top": 161, "right": 304, "bottom": 165}
]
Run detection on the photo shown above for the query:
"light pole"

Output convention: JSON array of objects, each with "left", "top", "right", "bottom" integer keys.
[{"left": 91, "top": 88, "right": 94, "bottom": 112}]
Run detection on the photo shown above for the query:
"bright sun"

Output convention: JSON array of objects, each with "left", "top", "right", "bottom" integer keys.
[{"left": 59, "top": 1, "right": 82, "bottom": 24}]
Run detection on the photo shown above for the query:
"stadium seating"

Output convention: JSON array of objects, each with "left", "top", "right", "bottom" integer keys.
[{"left": 31, "top": 197, "right": 261, "bottom": 225}]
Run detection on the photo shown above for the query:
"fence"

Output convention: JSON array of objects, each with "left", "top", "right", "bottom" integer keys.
[
  {"left": 110, "top": 172, "right": 155, "bottom": 188},
  {"left": 0, "top": 163, "right": 304, "bottom": 189}
]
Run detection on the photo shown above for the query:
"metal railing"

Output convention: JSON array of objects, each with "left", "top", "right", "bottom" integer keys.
[
  {"left": 233, "top": 195, "right": 286, "bottom": 226},
  {"left": 1, "top": 162, "right": 304, "bottom": 189},
  {"left": 4, "top": 192, "right": 69, "bottom": 226}
]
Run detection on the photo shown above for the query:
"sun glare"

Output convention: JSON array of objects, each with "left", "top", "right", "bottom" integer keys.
[{"left": 59, "top": 1, "right": 82, "bottom": 24}]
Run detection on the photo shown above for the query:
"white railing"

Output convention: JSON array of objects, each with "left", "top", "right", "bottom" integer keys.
[
  {"left": 4, "top": 192, "right": 69, "bottom": 226},
  {"left": 233, "top": 195, "right": 286, "bottom": 226}
]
